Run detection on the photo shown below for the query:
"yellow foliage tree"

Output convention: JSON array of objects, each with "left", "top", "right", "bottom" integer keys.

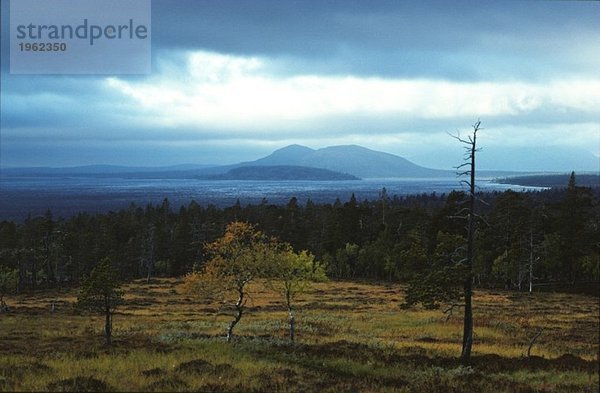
[{"left": 183, "top": 222, "right": 280, "bottom": 341}]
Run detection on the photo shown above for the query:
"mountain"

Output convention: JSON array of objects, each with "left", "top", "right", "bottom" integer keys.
[
  {"left": 245, "top": 144, "right": 451, "bottom": 178},
  {"left": 199, "top": 165, "right": 359, "bottom": 181},
  {"left": 4, "top": 144, "right": 594, "bottom": 179},
  {"left": 1, "top": 145, "right": 452, "bottom": 179},
  {"left": 251, "top": 144, "right": 316, "bottom": 165}
]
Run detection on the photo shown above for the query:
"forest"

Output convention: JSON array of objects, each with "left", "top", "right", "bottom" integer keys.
[
  {"left": 0, "top": 172, "right": 598, "bottom": 392},
  {"left": 1, "top": 172, "right": 598, "bottom": 295}
]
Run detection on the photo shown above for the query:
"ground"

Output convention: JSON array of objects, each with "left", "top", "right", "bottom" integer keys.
[{"left": 0, "top": 278, "right": 598, "bottom": 392}]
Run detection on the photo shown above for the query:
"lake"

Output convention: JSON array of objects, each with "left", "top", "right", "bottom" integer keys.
[{"left": 0, "top": 177, "right": 545, "bottom": 221}]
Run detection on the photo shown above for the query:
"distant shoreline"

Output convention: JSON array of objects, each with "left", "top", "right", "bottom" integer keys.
[
  {"left": 0, "top": 177, "right": 561, "bottom": 222},
  {"left": 495, "top": 174, "right": 599, "bottom": 188}
]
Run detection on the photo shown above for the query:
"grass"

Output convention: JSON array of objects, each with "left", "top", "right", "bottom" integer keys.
[{"left": 0, "top": 278, "right": 598, "bottom": 392}]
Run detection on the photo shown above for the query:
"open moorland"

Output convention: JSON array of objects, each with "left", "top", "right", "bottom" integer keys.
[{"left": 0, "top": 278, "right": 598, "bottom": 392}]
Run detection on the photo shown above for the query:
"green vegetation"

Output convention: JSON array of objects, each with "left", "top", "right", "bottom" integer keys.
[
  {"left": 1, "top": 174, "right": 597, "bottom": 291},
  {"left": 183, "top": 222, "right": 327, "bottom": 344},
  {"left": 0, "top": 265, "right": 18, "bottom": 312},
  {"left": 183, "top": 222, "right": 282, "bottom": 342},
  {"left": 0, "top": 154, "right": 597, "bottom": 390},
  {"left": 76, "top": 257, "right": 124, "bottom": 346},
  {"left": 0, "top": 279, "right": 597, "bottom": 392},
  {"left": 271, "top": 249, "right": 327, "bottom": 343}
]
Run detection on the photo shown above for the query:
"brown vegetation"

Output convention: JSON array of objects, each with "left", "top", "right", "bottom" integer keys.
[{"left": 0, "top": 278, "right": 597, "bottom": 392}]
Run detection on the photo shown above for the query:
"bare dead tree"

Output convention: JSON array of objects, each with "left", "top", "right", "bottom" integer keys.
[
  {"left": 443, "top": 303, "right": 464, "bottom": 322},
  {"left": 526, "top": 328, "right": 544, "bottom": 357},
  {"left": 141, "top": 225, "right": 156, "bottom": 283},
  {"left": 528, "top": 230, "right": 541, "bottom": 294},
  {"left": 450, "top": 120, "right": 482, "bottom": 364},
  {"left": 379, "top": 187, "right": 388, "bottom": 227}
]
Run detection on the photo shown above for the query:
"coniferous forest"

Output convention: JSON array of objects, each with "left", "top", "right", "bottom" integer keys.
[
  {"left": 3, "top": 0, "right": 599, "bottom": 390},
  {"left": 0, "top": 173, "right": 598, "bottom": 392},
  {"left": 1, "top": 173, "right": 597, "bottom": 293}
]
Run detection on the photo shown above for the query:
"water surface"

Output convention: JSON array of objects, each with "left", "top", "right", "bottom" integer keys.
[{"left": 0, "top": 177, "right": 545, "bottom": 221}]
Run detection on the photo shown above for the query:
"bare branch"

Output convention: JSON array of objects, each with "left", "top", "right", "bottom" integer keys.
[
  {"left": 526, "top": 328, "right": 544, "bottom": 357},
  {"left": 443, "top": 303, "right": 465, "bottom": 322},
  {"left": 448, "top": 131, "right": 471, "bottom": 145},
  {"left": 449, "top": 134, "right": 474, "bottom": 146},
  {"left": 473, "top": 213, "right": 490, "bottom": 227},
  {"left": 454, "top": 207, "right": 471, "bottom": 215},
  {"left": 474, "top": 195, "right": 490, "bottom": 206}
]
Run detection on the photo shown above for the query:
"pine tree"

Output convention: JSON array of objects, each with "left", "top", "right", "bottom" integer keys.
[{"left": 76, "top": 257, "right": 124, "bottom": 345}]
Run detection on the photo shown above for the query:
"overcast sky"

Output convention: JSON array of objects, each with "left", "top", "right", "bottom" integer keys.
[{"left": 1, "top": 0, "right": 599, "bottom": 171}]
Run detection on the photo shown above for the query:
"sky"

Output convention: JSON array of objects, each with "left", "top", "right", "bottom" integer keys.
[{"left": 1, "top": 0, "right": 599, "bottom": 171}]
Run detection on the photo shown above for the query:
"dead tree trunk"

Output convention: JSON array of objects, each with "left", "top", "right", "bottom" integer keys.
[
  {"left": 453, "top": 120, "right": 481, "bottom": 364},
  {"left": 285, "top": 283, "right": 295, "bottom": 343},
  {"left": 461, "top": 129, "right": 475, "bottom": 363},
  {"left": 104, "top": 296, "right": 112, "bottom": 346},
  {"left": 31, "top": 254, "right": 37, "bottom": 292},
  {"left": 379, "top": 187, "right": 388, "bottom": 227},
  {"left": 143, "top": 226, "right": 156, "bottom": 284},
  {"left": 0, "top": 293, "right": 8, "bottom": 313},
  {"left": 529, "top": 231, "right": 534, "bottom": 294},
  {"left": 527, "top": 328, "right": 543, "bottom": 357},
  {"left": 528, "top": 230, "right": 540, "bottom": 294}
]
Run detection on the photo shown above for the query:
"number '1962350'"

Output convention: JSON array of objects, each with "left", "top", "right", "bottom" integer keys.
[{"left": 19, "top": 42, "right": 67, "bottom": 51}]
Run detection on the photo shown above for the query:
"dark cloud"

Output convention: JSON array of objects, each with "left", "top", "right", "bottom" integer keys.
[
  {"left": 1, "top": 0, "right": 598, "bottom": 169},
  {"left": 150, "top": 0, "right": 599, "bottom": 80},
  {"left": 3, "top": 0, "right": 598, "bottom": 79}
]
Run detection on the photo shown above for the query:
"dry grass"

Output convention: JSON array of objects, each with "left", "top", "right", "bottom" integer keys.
[{"left": 0, "top": 278, "right": 598, "bottom": 392}]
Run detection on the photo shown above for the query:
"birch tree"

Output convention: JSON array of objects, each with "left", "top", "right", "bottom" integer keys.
[
  {"left": 183, "top": 222, "right": 278, "bottom": 342},
  {"left": 272, "top": 250, "right": 326, "bottom": 342}
]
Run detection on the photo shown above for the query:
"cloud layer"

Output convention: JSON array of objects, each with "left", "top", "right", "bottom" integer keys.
[
  {"left": 1, "top": 0, "right": 599, "bottom": 169},
  {"left": 106, "top": 51, "right": 600, "bottom": 132}
]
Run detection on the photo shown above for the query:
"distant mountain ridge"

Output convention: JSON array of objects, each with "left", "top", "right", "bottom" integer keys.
[
  {"left": 243, "top": 144, "right": 452, "bottom": 178},
  {"left": 3, "top": 144, "right": 524, "bottom": 179},
  {"left": 3, "top": 144, "right": 593, "bottom": 179},
  {"left": 199, "top": 165, "right": 359, "bottom": 181}
]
